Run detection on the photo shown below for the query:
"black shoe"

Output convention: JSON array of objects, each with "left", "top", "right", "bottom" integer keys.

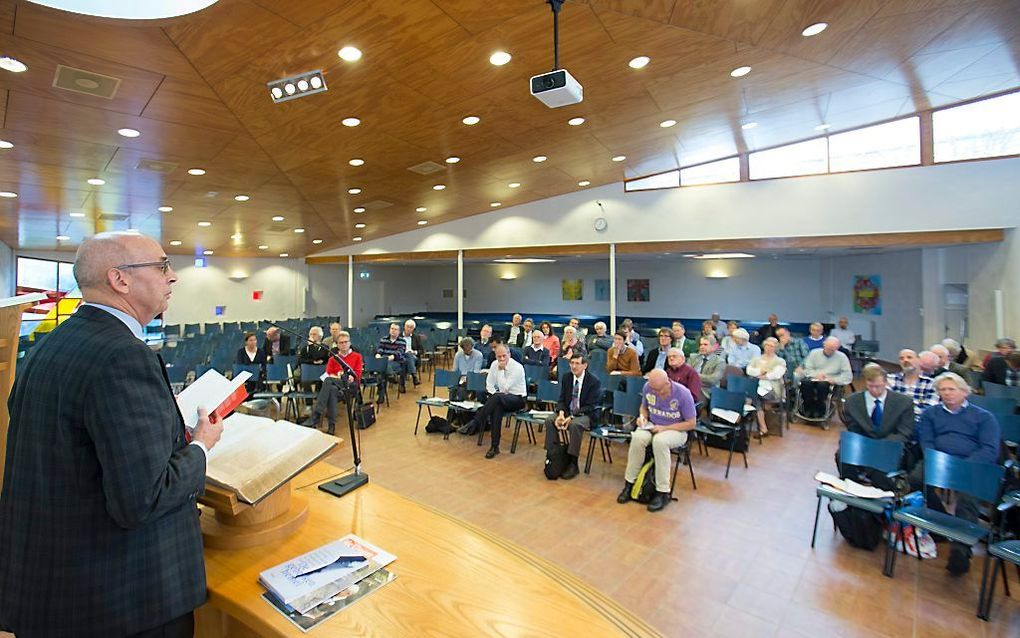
[
  {"left": 647, "top": 492, "right": 670, "bottom": 512},
  {"left": 561, "top": 462, "right": 579, "bottom": 480},
  {"left": 485, "top": 447, "right": 499, "bottom": 459},
  {"left": 326, "top": 423, "right": 336, "bottom": 435},
  {"left": 947, "top": 545, "right": 971, "bottom": 575},
  {"left": 300, "top": 414, "right": 320, "bottom": 428},
  {"left": 399, "top": 385, "right": 407, "bottom": 393},
  {"left": 413, "top": 375, "right": 420, "bottom": 386},
  {"left": 617, "top": 483, "right": 633, "bottom": 504},
  {"left": 458, "top": 422, "right": 477, "bottom": 435}
]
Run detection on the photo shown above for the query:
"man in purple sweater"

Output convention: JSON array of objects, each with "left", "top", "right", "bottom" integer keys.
[{"left": 915, "top": 372, "right": 1001, "bottom": 575}]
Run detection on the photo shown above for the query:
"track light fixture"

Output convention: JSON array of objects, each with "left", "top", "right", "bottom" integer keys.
[{"left": 267, "top": 70, "right": 327, "bottom": 104}]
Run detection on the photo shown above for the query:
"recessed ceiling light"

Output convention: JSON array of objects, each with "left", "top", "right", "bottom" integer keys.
[
  {"left": 415, "top": 220, "right": 428, "bottom": 227},
  {"left": 568, "top": 117, "right": 585, "bottom": 126},
  {"left": 170, "top": 240, "right": 182, "bottom": 246},
  {"left": 197, "top": 221, "right": 211, "bottom": 227},
  {"left": 348, "top": 158, "right": 365, "bottom": 166},
  {"left": 353, "top": 207, "right": 366, "bottom": 213},
  {"left": 117, "top": 128, "right": 140, "bottom": 138},
  {"left": 279, "top": 252, "right": 289, "bottom": 257},
  {"left": 69, "top": 211, "right": 85, "bottom": 218},
  {"left": 294, "top": 227, "right": 305, "bottom": 233},
  {"left": 297, "top": 79, "right": 309, "bottom": 92},
  {"left": 284, "top": 83, "right": 296, "bottom": 95},
  {"left": 203, "top": 250, "right": 214, "bottom": 255},
  {"left": 312, "top": 238, "right": 323, "bottom": 244},
  {"left": 341, "top": 117, "right": 361, "bottom": 127},
  {"left": 730, "top": 66, "right": 752, "bottom": 78},
  {"left": 628, "top": 56, "right": 650, "bottom": 69},
  {"left": 815, "top": 123, "right": 831, "bottom": 131},
  {"left": 0, "top": 57, "right": 27, "bottom": 73},
  {"left": 353, "top": 236, "right": 363, "bottom": 241},
  {"left": 348, "top": 187, "right": 362, "bottom": 195},
  {"left": 309, "top": 76, "right": 322, "bottom": 89},
  {"left": 230, "top": 233, "right": 242, "bottom": 240},
  {"left": 741, "top": 122, "right": 758, "bottom": 130},
  {"left": 432, "top": 184, "right": 446, "bottom": 190},
  {"left": 271, "top": 87, "right": 283, "bottom": 99},
  {"left": 611, "top": 155, "right": 626, "bottom": 162},
  {"left": 234, "top": 194, "right": 250, "bottom": 201},
  {"left": 489, "top": 51, "right": 512, "bottom": 66},
  {"left": 690, "top": 253, "right": 755, "bottom": 260},
  {"left": 158, "top": 206, "right": 173, "bottom": 212},
  {"left": 462, "top": 115, "right": 480, "bottom": 125},
  {"left": 0, "top": 191, "right": 17, "bottom": 198},
  {"left": 0, "top": 140, "right": 14, "bottom": 149},
  {"left": 87, "top": 178, "right": 105, "bottom": 186},
  {"left": 187, "top": 168, "right": 206, "bottom": 176},
  {"left": 578, "top": 180, "right": 590, "bottom": 186},
  {"left": 802, "top": 22, "right": 828, "bottom": 37},
  {"left": 659, "top": 119, "right": 677, "bottom": 128},
  {"left": 490, "top": 201, "right": 502, "bottom": 207},
  {"left": 56, "top": 235, "right": 70, "bottom": 241},
  {"left": 414, "top": 207, "right": 427, "bottom": 213},
  {"left": 338, "top": 46, "right": 362, "bottom": 61},
  {"left": 354, "top": 223, "right": 366, "bottom": 229},
  {"left": 508, "top": 182, "right": 520, "bottom": 188},
  {"left": 445, "top": 156, "right": 460, "bottom": 164},
  {"left": 532, "top": 155, "right": 547, "bottom": 162},
  {"left": 271, "top": 215, "right": 285, "bottom": 222},
  {"left": 258, "top": 245, "right": 269, "bottom": 250}
]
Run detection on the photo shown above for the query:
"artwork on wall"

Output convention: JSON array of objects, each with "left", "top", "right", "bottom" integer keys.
[
  {"left": 627, "top": 278, "right": 650, "bottom": 302},
  {"left": 853, "top": 275, "right": 882, "bottom": 315},
  {"left": 562, "top": 279, "right": 583, "bottom": 301},
  {"left": 594, "top": 279, "right": 610, "bottom": 301},
  {"left": 252, "top": 290, "right": 264, "bottom": 301},
  {"left": 214, "top": 305, "right": 226, "bottom": 316}
]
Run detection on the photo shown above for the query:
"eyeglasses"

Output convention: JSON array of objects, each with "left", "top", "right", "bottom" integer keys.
[{"left": 114, "top": 258, "right": 172, "bottom": 275}]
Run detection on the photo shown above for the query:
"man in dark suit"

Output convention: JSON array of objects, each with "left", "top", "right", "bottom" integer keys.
[
  {"left": 844, "top": 364, "right": 916, "bottom": 444},
  {"left": 641, "top": 328, "right": 675, "bottom": 375},
  {"left": 543, "top": 352, "right": 603, "bottom": 479},
  {"left": 0, "top": 231, "right": 224, "bottom": 637},
  {"left": 263, "top": 325, "right": 292, "bottom": 362},
  {"left": 982, "top": 351, "right": 1020, "bottom": 387}
]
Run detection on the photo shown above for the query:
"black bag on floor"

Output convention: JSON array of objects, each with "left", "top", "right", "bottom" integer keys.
[
  {"left": 701, "top": 423, "right": 749, "bottom": 453},
  {"left": 357, "top": 402, "right": 376, "bottom": 429},
  {"left": 544, "top": 430, "right": 570, "bottom": 480},
  {"left": 829, "top": 502, "right": 883, "bottom": 550},
  {"left": 425, "top": 415, "right": 453, "bottom": 435}
]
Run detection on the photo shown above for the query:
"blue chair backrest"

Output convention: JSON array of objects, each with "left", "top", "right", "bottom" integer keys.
[
  {"left": 166, "top": 366, "right": 188, "bottom": 384},
  {"left": 727, "top": 375, "right": 758, "bottom": 397},
  {"left": 524, "top": 364, "right": 546, "bottom": 385},
  {"left": 466, "top": 372, "right": 487, "bottom": 394},
  {"left": 364, "top": 356, "right": 388, "bottom": 373},
  {"left": 709, "top": 387, "right": 746, "bottom": 413},
  {"left": 232, "top": 364, "right": 260, "bottom": 379},
  {"left": 983, "top": 382, "right": 1020, "bottom": 400},
  {"left": 624, "top": 375, "right": 646, "bottom": 395},
  {"left": 273, "top": 354, "right": 298, "bottom": 370},
  {"left": 163, "top": 324, "right": 181, "bottom": 337},
  {"left": 264, "top": 363, "right": 289, "bottom": 383},
  {"left": 999, "top": 414, "right": 1020, "bottom": 445},
  {"left": 537, "top": 380, "right": 560, "bottom": 404},
  {"left": 434, "top": 368, "right": 459, "bottom": 390},
  {"left": 838, "top": 431, "right": 903, "bottom": 474},
  {"left": 970, "top": 395, "right": 1016, "bottom": 415},
  {"left": 300, "top": 364, "right": 326, "bottom": 386},
  {"left": 613, "top": 390, "right": 642, "bottom": 418},
  {"left": 204, "top": 322, "right": 222, "bottom": 334},
  {"left": 923, "top": 448, "right": 1004, "bottom": 504},
  {"left": 195, "top": 363, "right": 213, "bottom": 379}
]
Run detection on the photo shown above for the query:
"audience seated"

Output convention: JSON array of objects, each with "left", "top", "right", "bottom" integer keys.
[
  {"left": 453, "top": 336, "right": 484, "bottom": 383},
  {"left": 401, "top": 319, "right": 424, "bottom": 387},
  {"left": 982, "top": 337, "right": 1015, "bottom": 369},
  {"left": 725, "top": 328, "right": 760, "bottom": 370},
  {"left": 616, "top": 369, "right": 697, "bottom": 512},
  {"left": 671, "top": 321, "right": 698, "bottom": 356},
  {"left": 929, "top": 344, "right": 955, "bottom": 378},
  {"left": 586, "top": 321, "right": 613, "bottom": 352},
  {"left": 621, "top": 319, "right": 644, "bottom": 357},
  {"left": 522, "top": 317, "right": 535, "bottom": 343},
  {"left": 523, "top": 330, "right": 551, "bottom": 368},
  {"left": 606, "top": 331, "right": 642, "bottom": 376},
  {"left": 917, "top": 350, "right": 944, "bottom": 378},
  {"left": 689, "top": 336, "right": 725, "bottom": 401},
  {"left": 803, "top": 322, "right": 825, "bottom": 351},
  {"left": 543, "top": 353, "right": 603, "bottom": 480},
  {"left": 507, "top": 313, "right": 527, "bottom": 348},
  {"left": 745, "top": 337, "right": 786, "bottom": 435},
  {"left": 700, "top": 319, "right": 716, "bottom": 342},
  {"left": 711, "top": 313, "right": 728, "bottom": 342},
  {"left": 982, "top": 350, "right": 1020, "bottom": 386},
  {"left": 539, "top": 321, "right": 560, "bottom": 362},
  {"left": 476, "top": 324, "right": 494, "bottom": 360},
  {"left": 663, "top": 348, "right": 702, "bottom": 400},
  {"left": 829, "top": 316, "right": 856, "bottom": 351},
  {"left": 322, "top": 322, "right": 344, "bottom": 351},
  {"left": 235, "top": 331, "right": 267, "bottom": 366},
  {"left": 641, "top": 329, "right": 674, "bottom": 375},
  {"left": 797, "top": 337, "right": 852, "bottom": 418},
  {"left": 297, "top": 326, "right": 330, "bottom": 366},
  {"left": 566, "top": 317, "right": 581, "bottom": 337},
  {"left": 460, "top": 344, "right": 527, "bottom": 459},
  {"left": 484, "top": 336, "right": 523, "bottom": 367},
  {"left": 376, "top": 322, "right": 408, "bottom": 393},
  {"left": 560, "top": 326, "right": 587, "bottom": 361},
  {"left": 888, "top": 349, "right": 938, "bottom": 420},
  {"left": 262, "top": 326, "right": 292, "bottom": 362},
  {"left": 940, "top": 339, "right": 971, "bottom": 378},
  {"left": 757, "top": 313, "right": 781, "bottom": 343},
  {"left": 301, "top": 331, "right": 364, "bottom": 435},
  {"left": 912, "top": 373, "right": 1001, "bottom": 574},
  {"left": 719, "top": 320, "right": 740, "bottom": 353},
  {"left": 776, "top": 327, "right": 808, "bottom": 387},
  {"left": 843, "top": 364, "right": 915, "bottom": 444}
]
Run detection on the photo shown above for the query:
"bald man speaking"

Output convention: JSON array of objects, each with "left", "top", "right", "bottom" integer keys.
[{"left": 0, "top": 232, "right": 223, "bottom": 637}]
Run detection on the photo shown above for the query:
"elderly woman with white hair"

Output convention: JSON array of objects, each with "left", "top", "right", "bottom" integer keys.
[{"left": 745, "top": 337, "right": 787, "bottom": 436}]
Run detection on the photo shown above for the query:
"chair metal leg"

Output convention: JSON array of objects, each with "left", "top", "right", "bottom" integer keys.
[
  {"left": 584, "top": 435, "right": 596, "bottom": 474},
  {"left": 883, "top": 521, "right": 900, "bottom": 577},
  {"left": 911, "top": 526, "right": 922, "bottom": 562},
  {"left": 811, "top": 495, "right": 823, "bottom": 548},
  {"left": 983, "top": 558, "right": 1002, "bottom": 620},
  {"left": 724, "top": 434, "right": 735, "bottom": 479},
  {"left": 510, "top": 419, "right": 522, "bottom": 454},
  {"left": 598, "top": 439, "right": 608, "bottom": 463},
  {"left": 686, "top": 447, "right": 697, "bottom": 490},
  {"left": 605, "top": 440, "right": 613, "bottom": 465},
  {"left": 414, "top": 405, "right": 423, "bottom": 435},
  {"left": 1002, "top": 556, "right": 1011, "bottom": 598},
  {"left": 978, "top": 550, "right": 994, "bottom": 620}
]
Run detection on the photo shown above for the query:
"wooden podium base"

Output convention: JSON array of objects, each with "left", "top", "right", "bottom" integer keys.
[{"left": 200, "top": 482, "right": 310, "bottom": 550}]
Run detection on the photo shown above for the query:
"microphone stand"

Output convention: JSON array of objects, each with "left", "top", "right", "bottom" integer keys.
[{"left": 268, "top": 322, "right": 368, "bottom": 497}]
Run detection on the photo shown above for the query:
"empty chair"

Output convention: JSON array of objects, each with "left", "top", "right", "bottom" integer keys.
[
  {"left": 983, "top": 382, "right": 1020, "bottom": 401},
  {"left": 694, "top": 387, "right": 751, "bottom": 479}
]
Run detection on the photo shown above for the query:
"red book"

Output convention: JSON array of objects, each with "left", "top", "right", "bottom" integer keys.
[{"left": 176, "top": 369, "right": 252, "bottom": 431}]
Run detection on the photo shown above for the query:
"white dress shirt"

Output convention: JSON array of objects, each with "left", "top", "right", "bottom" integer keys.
[{"left": 486, "top": 357, "right": 526, "bottom": 396}]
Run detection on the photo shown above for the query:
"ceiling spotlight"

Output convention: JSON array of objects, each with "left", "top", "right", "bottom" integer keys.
[
  {"left": 0, "top": 140, "right": 13, "bottom": 149},
  {"left": 117, "top": 128, "right": 140, "bottom": 138},
  {"left": 417, "top": 220, "right": 428, "bottom": 226},
  {"left": 445, "top": 156, "right": 460, "bottom": 164},
  {"left": 69, "top": 211, "right": 85, "bottom": 218},
  {"left": 349, "top": 158, "right": 365, "bottom": 166},
  {"left": 279, "top": 253, "right": 289, "bottom": 257},
  {"left": 660, "top": 119, "right": 677, "bottom": 128},
  {"left": 158, "top": 206, "right": 173, "bottom": 212},
  {"left": 341, "top": 117, "right": 361, "bottom": 127},
  {"left": 203, "top": 250, "right": 213, "bottom": 255},
  {"left": 507, "top": 182, "right": 520, "bottom": 188},
  {"left": 348, "top": 187, "right": 362, "bottom": 195},
  {"left": 0, "top": 57, "right": 27, "bottom": 73},
  {"left": 354, "top": 223, "right": 366, "bottom": 229},
  {"left": 353, "top": 207, "right": 366, "bottom": 213},
  {"left": 628, "top": 56, "right": 650, "bottom": 69},
  {"left": 56, "top": 235, "right": 70, "bottom": 241},
  {"left": 87, "top": 178, "right": 105, "bottom": 185},
  {"left": 271, "top": 215, "right": 285, "bottom": 222},
  {"left": 338, "top": 46, "right": 362, "bottom": 61},
  {"left": 234, "top": 194, "right": 250, "bottom": 201},
  {"left": 415, "top": 206, "right": 427, "bottom": 212},
  {"left": 170, "top": 240, "right": 182, "bottom": 246},
  {"left": 815, "top": 123, "right": 831, "bottom": 131},
  {"left": 294, "top": 227, "right": 305, "bottom": 233},
  {"left": 532, "top": 155, "right": 547, "bottom": 162},
  {"left": 802, "top": 22, "right": 828, "bottom": 37},
  {"left": 731, "top": 66, "right": 752, "bottom": 78},
  {"left": 462, "top": 115, "right": 480, "bottom": 125},
  {"left": 0, "top": 191, "right": 17, "bottom": 198},
  {"left": 741, "top": 122, "right": 758, "bottom": 130},
  {"left": 187, "top": 168, "right": 206, "bottom": 176},
  {"left": 578, "top": 180, "right": 590, "bottom": 186},
  {"left": 353, "top": 236, "right": 363, "bottom": 242},
  {"left": 490, "top": 201, "right": 502, "bottom": 207},
  {"left": 611, "top": 155, "right": 626, "bottom": 162},
  {"left": 432, "top": 184, "right": 446, "bottom": 190},
  {"left": 230, "top": 233, "right": 242, "bottom": 240},
  {"left": 312, "top": 238, "right": 323, "bottom": 244},
  {"left": 267, "top": 69, "right": 327, "bottom": 103},
  {"left": 489, "top": 51, "right": 512, "bottom": 66},
  {"left": 197, "top": 221, "right": 212, "bottom": 227},
  {"left": 568, "top": 117, "right": 585, "bottom": 126},
  {"left": 258, "top": 245, "right": 269, "bottom": 250}
]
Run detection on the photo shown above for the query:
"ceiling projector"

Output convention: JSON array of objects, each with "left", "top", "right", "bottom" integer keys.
[{"left": 530, "top": 69, "right": 583, "bottom": 108}]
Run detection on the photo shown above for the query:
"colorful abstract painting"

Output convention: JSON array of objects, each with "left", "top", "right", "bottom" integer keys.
[
  {"left": 627, "top": 279, "right": 650, "bottom": 302},
  {"left": 853, "top": 275, "right": 882, "bottom": 315},
  {"left": 562, "top": 279, "right": 583, "bottom": 301},
  {"left": 594, "top": 278, "right": 610, "bottom": 301}
]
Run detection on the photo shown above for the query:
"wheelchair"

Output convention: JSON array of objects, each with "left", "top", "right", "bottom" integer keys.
[{"left": 791, "top": 379, "right": 848, "bottom": 430}]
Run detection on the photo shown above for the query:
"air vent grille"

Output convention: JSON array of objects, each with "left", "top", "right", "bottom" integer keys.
[
  {"left": 52, "top": 65, "right": 121, "bottom": 99},
  {"left": 135, "top": 159, "right": 178, "bottom": 174},
  {"left": 97, "top": 212, "right": 130, "bottom": 222},
  {"left": 407, "top": 161, "right": 445, "bottom": 175},
  {"left": 361, "top": 200, "right": 393, "bottom": 210}
]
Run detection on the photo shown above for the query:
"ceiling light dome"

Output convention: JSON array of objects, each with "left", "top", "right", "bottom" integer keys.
[
  {"left": 338, "top": 46, "right": 362, "bottom": 61},
  {"left": 628, "top": 56, "right": 650, "bottom": 69},
  {"left": 802, "top": 22, "right": 828, "bottom": 37},
  {"left": 489, "top": 51, "right": 512, "bottom": 66},
  {"left": 23, "top": 1, "right": 219, "bottom": 19}
]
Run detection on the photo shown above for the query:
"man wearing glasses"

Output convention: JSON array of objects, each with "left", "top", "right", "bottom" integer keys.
[
  {"left": 0, "top": 231, "right": 224, "bottom": 638},
  {"left": 302, "top": 330, "right": 364, "bottom": 434}
]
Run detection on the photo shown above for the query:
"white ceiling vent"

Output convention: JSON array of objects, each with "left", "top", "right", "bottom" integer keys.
[
  {"left": 97, "top": 212, "right": 130, "bottom": 222},
  {"left": 407, "top": 161, "right": 445, "bottom": 175},
  {"left": 135, "top": 159, "right": 178, "bottom": 174},
  {"left": 361, "top": 200, "right": 393, "bottom": 210},
  {"left": 52, "top": 65, "right": 121, "bottom": 99}
]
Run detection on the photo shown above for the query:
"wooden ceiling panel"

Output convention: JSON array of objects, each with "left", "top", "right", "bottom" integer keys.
[
  {"left": 754, "top": 0, "right": 886, "bottom": 65},
  {"left": 430, "top": 0, "right": 547, "bottom": 35},
  {"left": 669, "top": 0, "right": 788, "bottom": 45},
  {"left": 141, "top": 76, "right": 246, "bottom": 134},
  {"left": 0, "top": 128, "right": 117, "bottom": 171},
  {"left": 933, "top": 40, "right": 1020, "bottom": 100},
  {"left": 912, "top": 0, "right": 1020, "bottom": 54},
  {"left": 589, "top": 0, "right": 677, "bottom": 23}
]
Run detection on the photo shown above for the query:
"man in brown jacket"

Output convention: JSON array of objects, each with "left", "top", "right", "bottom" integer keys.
[{"left": 607, "top": 330, "right": 642, "bottom": 376}]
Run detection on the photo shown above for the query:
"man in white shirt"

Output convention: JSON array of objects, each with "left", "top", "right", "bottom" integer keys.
[
  {"left": 460, "top": 344, "right": 526, "bottom": 458},
  {"left": 507, "top": 314, "right": 525, "bottom": 347},
  {"left": 829, "top": 316, "right": 856, "bottom": 353}
]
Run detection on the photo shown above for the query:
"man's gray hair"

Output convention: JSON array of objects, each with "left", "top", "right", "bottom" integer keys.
[
  {"left": 404, "top": 319, "right": 416, "bottom": 328},
  {"left": 666, "top": 347, "right": 685, "bottom": 360},
  {"left": 459, "top": 336, "right": 474, "bottom": 349},
  {"left": 933, "top": 371, "right": 971, "bottom": 393},
  {"left": 941, "top": 338, "right": 961, "bottom": 355},
  {"left": 995, "top": 338, "right": 1016, "bottom": 350},
  {"left": 594, "top": 321, "right": 606, "bottom": 330},
  {"left": 309, "top": 326, "right": 323, "bottom": 337}
]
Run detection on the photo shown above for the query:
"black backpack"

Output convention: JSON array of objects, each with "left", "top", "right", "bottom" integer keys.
[
  {"left": 629, "top": 447, "right": 657, "bottom": 503},
  {"left": 829, "top": 501, "right": 884, "bottom": 550},
  {"left": 544, "top": 430, "right": 570, "bottom": 480},
  {"left": 425, "top": 415, "right": 454, "bottom": 435}
]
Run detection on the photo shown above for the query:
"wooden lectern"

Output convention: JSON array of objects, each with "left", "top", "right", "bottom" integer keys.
[{"left": 0, "top": 293, "right": 48, "bottom": 489}]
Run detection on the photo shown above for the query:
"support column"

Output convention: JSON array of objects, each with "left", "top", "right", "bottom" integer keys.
[
  {"left": 347, "top": 255, "right": 354, "bottom": 328},
  {"left": 609, "top": 243, "right": 617, "bottom": 331},
  {"left": 457, "top": 250, "right": 464, "bottom": 331}
]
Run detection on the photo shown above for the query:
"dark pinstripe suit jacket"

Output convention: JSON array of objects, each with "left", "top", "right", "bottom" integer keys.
[{"left": 0, "top": 305, "right": 208, "bottom": 637}]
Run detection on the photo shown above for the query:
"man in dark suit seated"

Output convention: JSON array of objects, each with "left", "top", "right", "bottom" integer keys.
[
  {"left": 543, "top": 353, "right": 603, "bottom": 480},
  {"left": 839, "top": 363, "right": 917, "bottom": 481},
  {"left": 0, "top": 231, "right": 225, "bottom": 637},
  {"left": 262, "top": 325, "right": 292, "bottom": 362},
  {"left": 641, "top": 328, "right": 674, "bottom": 375},
  {"left": 982, "top": 351, "right": 1020, "bottom": 387}
]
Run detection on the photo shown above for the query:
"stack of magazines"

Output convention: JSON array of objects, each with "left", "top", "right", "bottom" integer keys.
[{"left": 259, "top": 534, "right": 396, "bottom": 632}]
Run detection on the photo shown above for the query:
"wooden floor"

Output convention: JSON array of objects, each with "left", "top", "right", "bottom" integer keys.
[{"left": 314, "top": 375, "right": 1020, "bottom": 638}]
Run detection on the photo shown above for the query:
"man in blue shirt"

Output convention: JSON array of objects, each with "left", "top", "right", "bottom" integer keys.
[{"left": 914, "top": 372, "right": 1001, "bottom": 575}]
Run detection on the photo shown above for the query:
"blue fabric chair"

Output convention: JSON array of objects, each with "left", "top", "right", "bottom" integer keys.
[
  {"left": 983, "top": 382, "right": 1020, "bottom": 401},
  {"left": 413, "top": 368, "right": 460, "bottom": 436},
  {"left": 999, "top": 414, "right": 1020, "bottom": 447},
  {"left": 884, "top": 449, "right": 1004, "bottom": 578},
  {"left": 624, "top": 375, "right": 645, "bottom": 396},
  {"left": 811, "top": 432, "right": 903, "bottom": 548},
  {"left": 977, "top": 490, "right": 1020, "bottom": 621},
  {"left": 511, "top": 381, "right": 561, "bottom": 454},
  {"left": 694, "top": 387, "right": 751, "bottom": 479},
  {"left": 969, "top": 395, "right": 1015, "bottom": 420}
]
